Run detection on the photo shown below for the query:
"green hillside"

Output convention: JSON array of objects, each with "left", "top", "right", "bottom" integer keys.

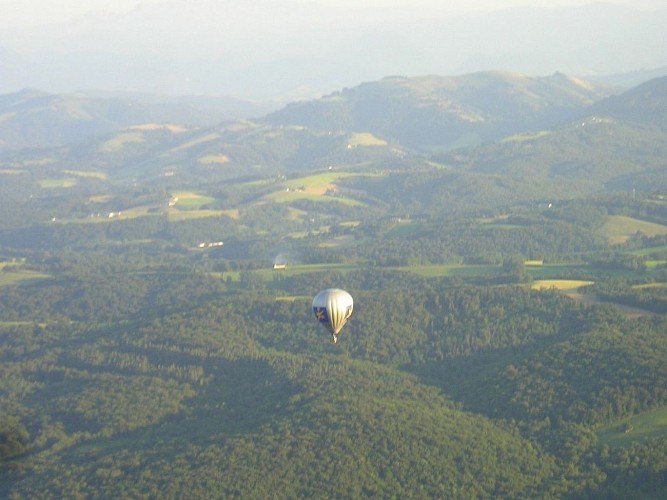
[
  {"left": 266, "top": 72, "right": 614, "bottom": 151},
  {"left": 6, "top": 344, "right": 560, "bottom": 498}
]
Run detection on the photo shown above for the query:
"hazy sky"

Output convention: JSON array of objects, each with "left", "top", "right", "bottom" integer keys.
[
  {"left": 2, "top": 0, "right": 658, "bottom": 28},
  {"left": 1, "top": 0, "right": 665, "bottom": 98}
]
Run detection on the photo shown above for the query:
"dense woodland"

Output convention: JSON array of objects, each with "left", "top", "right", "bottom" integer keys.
[{"left": 1, "top": 73, "right": 667, "bottom": 497}]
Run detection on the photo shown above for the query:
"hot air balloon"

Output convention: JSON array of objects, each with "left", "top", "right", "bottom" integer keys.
[{"left": 312, "top": 288, "right": 354, "bottom": 343}]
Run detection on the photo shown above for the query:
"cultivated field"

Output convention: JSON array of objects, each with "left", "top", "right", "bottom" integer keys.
[
  {"left": 264, "top": 171, "right": 376, "bottom": 206},
  {"left": 601, "top": 215, "right": 667, "bottom": 245},
  {"left": 531, "top": 280, "right": 594, "bottom": 292},
  {"left": 0, "top": 260, "right": 50, "bottom": 287},
  {"left": 347, "top": 133, "right": 387, "bottom": 147},
  {"left": 39, "top": 178, "right": 77, "bottom": 188},
  {"left": 63, "top": 170, "right": 108, "bottom": 180},
  {"left": 99, "top": 131, "right": 145, "bottom": 152},
  {"left": 170, "top": 192, "right": 216, "bottom": 210},
  {"left": 167, "top": 209, "right": 228, "bottom": 221},
  {"left": 282, "top": 171, "right": 377, "bottom": 191},
  {"left": 501, "top": 131, "right": 552, "bottom": 143}
]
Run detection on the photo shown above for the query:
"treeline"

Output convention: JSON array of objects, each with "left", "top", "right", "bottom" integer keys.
[
  {"left": 587, "top": 278, "right": 667, "bottom": 314},
  {"left": 0, "top": 252, "right": 224, "bottom": 323},
  {"left": 591, "top": 438, "right": 667, "bottom": 498}
]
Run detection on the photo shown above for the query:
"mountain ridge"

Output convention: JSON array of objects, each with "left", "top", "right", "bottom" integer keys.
[
  {"left": 1, "top": 70, "right": 666, "bottom": 214},
  {"left": 264, "top": 72, "right": 617, "bottom": 151},
  {"left": 591, "top": 75, "right": 667, "bottom": 129},
  {"left": 0, "top": 89, "right": 276, "bottom": 151}
]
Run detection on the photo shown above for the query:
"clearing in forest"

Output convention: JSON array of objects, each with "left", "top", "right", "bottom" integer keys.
[
  {"left": 596, "top": 406, "right": 667, "bottom": 448},
  {"left": 601, "top": 215, "right": 667, "bottom": 245}
]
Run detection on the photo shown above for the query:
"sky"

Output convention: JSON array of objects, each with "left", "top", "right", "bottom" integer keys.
[
  {"left": 1, "top": 0, "right": 665, "bottom": 98},
  {"left": 1, "top": 0, "right": 660, "bottom": 27}
]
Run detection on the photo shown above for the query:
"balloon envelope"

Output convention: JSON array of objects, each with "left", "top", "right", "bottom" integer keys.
[{"left": 312, "top": 288, "right": 354, "bottom": 342}]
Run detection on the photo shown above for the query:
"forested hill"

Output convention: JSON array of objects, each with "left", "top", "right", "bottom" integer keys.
[
  {"left": 428, "top": 74, "right": 667, "bottom": 196},
  {"left": 430, "top": 115, "right": 667, "bottom": 197},
  {"left": 264, "top": 72, "right": 616, "bottom": 150},
  {"left": 591, "top": 75, "right": 667, "bottom": 130}
]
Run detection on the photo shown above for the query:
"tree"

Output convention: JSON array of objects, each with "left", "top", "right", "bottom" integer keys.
[
  {"left": 503, "top": 255, "right": 530, "bottom": 283},
  {"left": 0, "top": 417, "right": 29, "bottom": 461}
]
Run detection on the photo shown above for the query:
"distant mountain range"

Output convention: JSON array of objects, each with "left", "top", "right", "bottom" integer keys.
[
  {"left": 0, "top": 70, "right": 629, "bottom": 152},
  {"left": 2, "top": 2, "right": 666, "bottom": 98},
  {"left": 0, "top": 89, "right": 277, "bottom": 151},
  {"left": 591, "top": 75, "right": 667, "bottom": 129},
  {"left": 1, "top": 71, "right": 666, "bottom": 212},
  {"left": 1, "top": 70, "right": 663, "bottom": 154}
]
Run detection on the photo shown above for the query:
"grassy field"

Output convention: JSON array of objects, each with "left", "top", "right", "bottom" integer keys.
[
  {"left": 63, "top": 170, "right": 108, "bottom": 180},
  {"left": 0, "top": 260, "right": 25, "bottom": 269},
  {"left": 58, "top": 206, "right": 156, "bottom": 223},
  {"left": 99, "top": 131, "right": 146, "bottom": 152},
  {"left": 283, "top": 171, "right": 377, "bottom": 190},
  {"left": 501, "top": 131, "right": 552, "bottom": 143},
  {"left": 170, "top": 133, "right": 220, "bottom": 153},
  {"left": 525, "top": 263, "right": 602, "bottom": 279},
  {"left": 571, "top": 293, "right": 657, "bottom": 318},
  {"left": 39, "top": 178, "right": 77, "bottom": 188},
  {"left": 212, "top": 263, "right": 357, "bottom": 283},
  {"left": 633, "top": 282, "right": 667, "bottom": 290},
  {"left": 259, "top": 263, "right": 357, "bottom": 278},
  {"left": 171, "top": 192, "right": 216, "bottom": 210},
  {"left": 214, "top": 260, "right": 654, "bottom": 284},
  {"left": 627, "top": 245, "right": 667, "bottom": 270},
  {"left": 347, "top": 133, "right": 387, "bottom": 147},
  {"left": 54, "top": 189, "right": 232, "bottom": 223},
  {"left": 531, "top": 280, "right": 594, "bottom": 292},
  {"left": 601, "top": 215, "right": 667, "bottom": 245},
  {"left": 264, "top": 170, "right": 380, "bottom": 207},
  {"left": 167, "top": 208, "right": 228, "bottom": 221},
  {"left": 0, "top": 321, "right": 48, "bottom": 328},
  {"left": 316, "top": 235, "right": 357, "bottom": 247},
  {"left": 396, "top": 264, "right": 501, "bottom": 278},
  {"left": 0, "top": 269, "right": 51, "bottom": 287},
  {"left": 274, "top": 295, "right": 311, "bottom": 302},
  {"left": 197, "top": 154, "right": 230, "bottom": 165},
  {"left": 267, "top": 190, "right": 365, "bottom": 206},
  {"left": 88, "top": 195, "right": 113, "bottom": 203},
  {"left": 0, "top": 260, "right": 51, "bottom": 287},
  {"left": 384, "top": 222, "right": 429, "bottom": 238},
  {"left": 596, "top": 406, "right": 667, "bottom": 448}
]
